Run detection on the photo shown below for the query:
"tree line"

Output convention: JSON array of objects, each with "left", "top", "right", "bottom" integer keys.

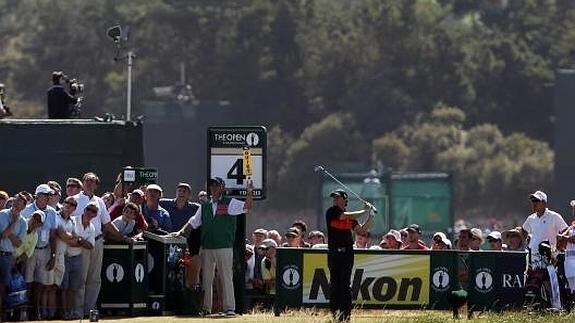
[{"left": 1, "top": 0, "right": 572, "bottom": 218}]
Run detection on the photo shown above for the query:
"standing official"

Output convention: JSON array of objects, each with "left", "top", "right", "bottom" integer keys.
[{"left": 326, "top": 189, "right": 373, "bottom": 322}]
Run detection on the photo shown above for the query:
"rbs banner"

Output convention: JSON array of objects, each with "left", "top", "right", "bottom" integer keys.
[{"left": 302, "top": 253, "right": 430, "bottom": 305}]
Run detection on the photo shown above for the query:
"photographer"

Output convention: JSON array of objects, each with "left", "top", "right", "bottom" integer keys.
[{"left": 47, "top": 71, "right": 80, "bottom": 119}]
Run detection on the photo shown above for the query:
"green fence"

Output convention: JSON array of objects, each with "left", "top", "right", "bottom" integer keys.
[
  {"left": 318, "top": 172, "right": 452, "bottom": 237},
  {"left": 276, "top": 248, "right": 527, "bottom": 313}
]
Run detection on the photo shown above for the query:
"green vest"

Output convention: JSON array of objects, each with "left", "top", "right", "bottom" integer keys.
[{"left": 200, "top": 197, "right": 237, "bottom": 249}]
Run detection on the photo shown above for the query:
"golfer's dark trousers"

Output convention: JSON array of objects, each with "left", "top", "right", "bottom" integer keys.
[{"left": 328, "top": 246, "right": 354, "bottom": 322}]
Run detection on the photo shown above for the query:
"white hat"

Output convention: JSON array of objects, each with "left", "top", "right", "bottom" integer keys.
[
  {"left": 31, "top": 210, "right": 46, "bottom": 223},
  {"left": 487, "top": 231, "right": 502, "bottom": 241},
  {"left": 35, "top": 184, "right": 54, "bottom": 195},
  {"left": 146, "top": 184, "right": 163, "bottom": 193},
  {"left": 385, "top": 229, "right": 402, "bottom": 242},
  {"left": 259, "top": 238, "right": 278, "bottom": 249},
  {"left": 131, "top": 189, "right": 144, "bottom": 197},
  {"left": 433, "top": 232, "right": 452, "bottom": 247},
  {"left": 530, "top": 190, "right": 547, "bottom": 203}
]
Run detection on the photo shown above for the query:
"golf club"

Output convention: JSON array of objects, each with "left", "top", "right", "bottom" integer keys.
[{"left": 314, "top": 165, "right": 377, "bottom": 213}]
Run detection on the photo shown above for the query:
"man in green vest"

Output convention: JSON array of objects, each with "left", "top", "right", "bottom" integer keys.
[{"left": 175, "top": 177, "right": 253, "bottom": 316}]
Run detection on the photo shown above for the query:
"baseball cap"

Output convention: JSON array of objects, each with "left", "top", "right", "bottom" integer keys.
[
  {"left": 503, "top": 227, "right": 525, "bottom": 240},
  {"left": 487, "top": 231, "right": 502, "bottom": 241},
  {"left": 433, "top": 232, "right": 451, "bottom": 246},
  {"left": 146, "top": 184, "right": 163, "bottom": 193},
  {"left": 253, "top": 228, "right": 268, "bottom": 236},
  {"left": 177, "top": 182, "right": 191, "bottom": 191},
  {"left": 31, "top": 210, "right": 46, "bottom": 223},
  {"left": 208, "top": 177, "right": 225, "bottom": 187},
  {"left": 259, "top": 238, "right": 278, "bottom": 249},
  {"left": 285, "top": 227, "right": 301, "bottom": 237},
  {"left": 406, "top": 224, "right": 422, "bottom": 234},
  {"left": 529, "top": 190, "right": 547, "bottom": 203},
  {"left": 330, "top": 189, "right": 348, "bottom": 199},
  {"left": 470, "top": 228, "right": 483, "bottom": 242},
  {"left": 131, "top": 189, "right": 144, "bottom": 197},
  {"left": 35, "top": 184, "right": 55, "bottom": 196},
  {"left": 385, "top": 229, "right": 402, "bottom": 242}
]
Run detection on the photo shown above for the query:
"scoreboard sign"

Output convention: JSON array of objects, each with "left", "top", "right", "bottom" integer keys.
[{"left": 207, "top": 126, "right": 266, "bottom": 200}]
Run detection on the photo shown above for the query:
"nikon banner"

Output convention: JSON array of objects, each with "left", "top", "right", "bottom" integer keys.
[{"left": 276, "top": 248, "right": 526, "bottom": 312}]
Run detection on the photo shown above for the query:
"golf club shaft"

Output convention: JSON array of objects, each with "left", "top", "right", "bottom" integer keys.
[{"left": 316, "top": 166, "right": 377, "bottom": 213}]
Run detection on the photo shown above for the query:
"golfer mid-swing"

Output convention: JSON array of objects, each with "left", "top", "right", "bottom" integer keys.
[{"left": 325, "top": 189, "right": 373, "bottom": 322}]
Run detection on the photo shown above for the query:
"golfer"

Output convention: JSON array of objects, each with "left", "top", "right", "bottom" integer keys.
[{"left": 326, "top": 189, "right": 373, "bottom": 322}]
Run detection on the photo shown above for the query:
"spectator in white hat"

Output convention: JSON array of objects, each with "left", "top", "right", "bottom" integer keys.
[
  {"left": 382, "top": 229, "right": 402, "bottom": 249},
  {"left": 431, "top": 232, "right": 452, "bottom": 250},
  {"left": 523, "top": 190, "right": 567, "bottom": 269},
  {"left": 486, "top": 231, "right": 503, "bottom": 251},
  {"left": 142, "top": 184, "right": 172, "bottom": 232}
]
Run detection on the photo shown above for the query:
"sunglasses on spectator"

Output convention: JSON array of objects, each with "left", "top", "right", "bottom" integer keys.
[
  {"left": 67, "top": 184, "right": 80, "bottom": 188},
  {"left": 258, "top": 247, "right": 268, "bottom": 251},
  {"left": 530, "top": 198, "right": 540, "bottom": 203}
]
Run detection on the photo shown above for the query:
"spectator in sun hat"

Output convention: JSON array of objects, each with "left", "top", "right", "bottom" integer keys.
[
  {"left": 503, "top": 227, "right": 527, "bottom": 251},
  {"left": 402, "top": 224, "right": 428, "bottom": 250},
  {"left": 486, "top": 231, "right": 503, "bottom": 251},
  {"left": 467, "top": 228, "right": 484, "bottom": 250},
  {"left": 382, "top": 229, "right": 402, "bottom": 249},
  {"left": 431, "top": 232, "right": 452, "bottom": 250}
]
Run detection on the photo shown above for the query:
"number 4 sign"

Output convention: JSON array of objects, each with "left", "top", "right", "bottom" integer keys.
[{"left": 208, "top": 127, "right": 266, "bottom": 200}]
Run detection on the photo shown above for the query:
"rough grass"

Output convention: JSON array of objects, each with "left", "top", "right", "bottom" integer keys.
[{"left": 96, "top": 308, "right": 575, "bottom": 323}]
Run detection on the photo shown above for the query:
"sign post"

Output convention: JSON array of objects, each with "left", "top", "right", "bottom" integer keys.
[{"left": 207, "top": 126, "right": 266, "bottom": 199}]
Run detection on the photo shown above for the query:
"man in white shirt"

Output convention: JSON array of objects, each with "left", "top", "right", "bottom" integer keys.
[
  {"left": 523, "top": 190, "right": 568, "bottom": 269},
  {"left": 72, "top": 172, "right": 133, "bottom": 317}
]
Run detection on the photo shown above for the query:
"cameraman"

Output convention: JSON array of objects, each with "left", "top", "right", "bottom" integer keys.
[{"left": 47, "top": 71, "right": 78, "bottom": 119}]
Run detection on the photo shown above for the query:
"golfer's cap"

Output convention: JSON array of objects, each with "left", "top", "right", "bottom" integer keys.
[
  {"left": 330, "top": 189, "right": 348, "bottom": 199},
  {"left": 529, "top": 190, "right": 547, "bottom": 203}
]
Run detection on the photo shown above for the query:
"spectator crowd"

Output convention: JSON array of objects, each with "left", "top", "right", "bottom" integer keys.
[{"left": 0, "top": 170, "right": 567, "bottom": 320}]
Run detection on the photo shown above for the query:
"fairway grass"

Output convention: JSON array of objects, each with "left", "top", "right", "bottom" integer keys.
[{"left": 89, "top": 309, "right": 575, "bottom": 323}]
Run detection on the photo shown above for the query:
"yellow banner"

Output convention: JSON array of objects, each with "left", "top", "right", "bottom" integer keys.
[
  {"left": 302, "top": 253, "right": 430, "bottom": 305},
  {"left": 242, "top": 147, "right": 252, "bottom": 176}
]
